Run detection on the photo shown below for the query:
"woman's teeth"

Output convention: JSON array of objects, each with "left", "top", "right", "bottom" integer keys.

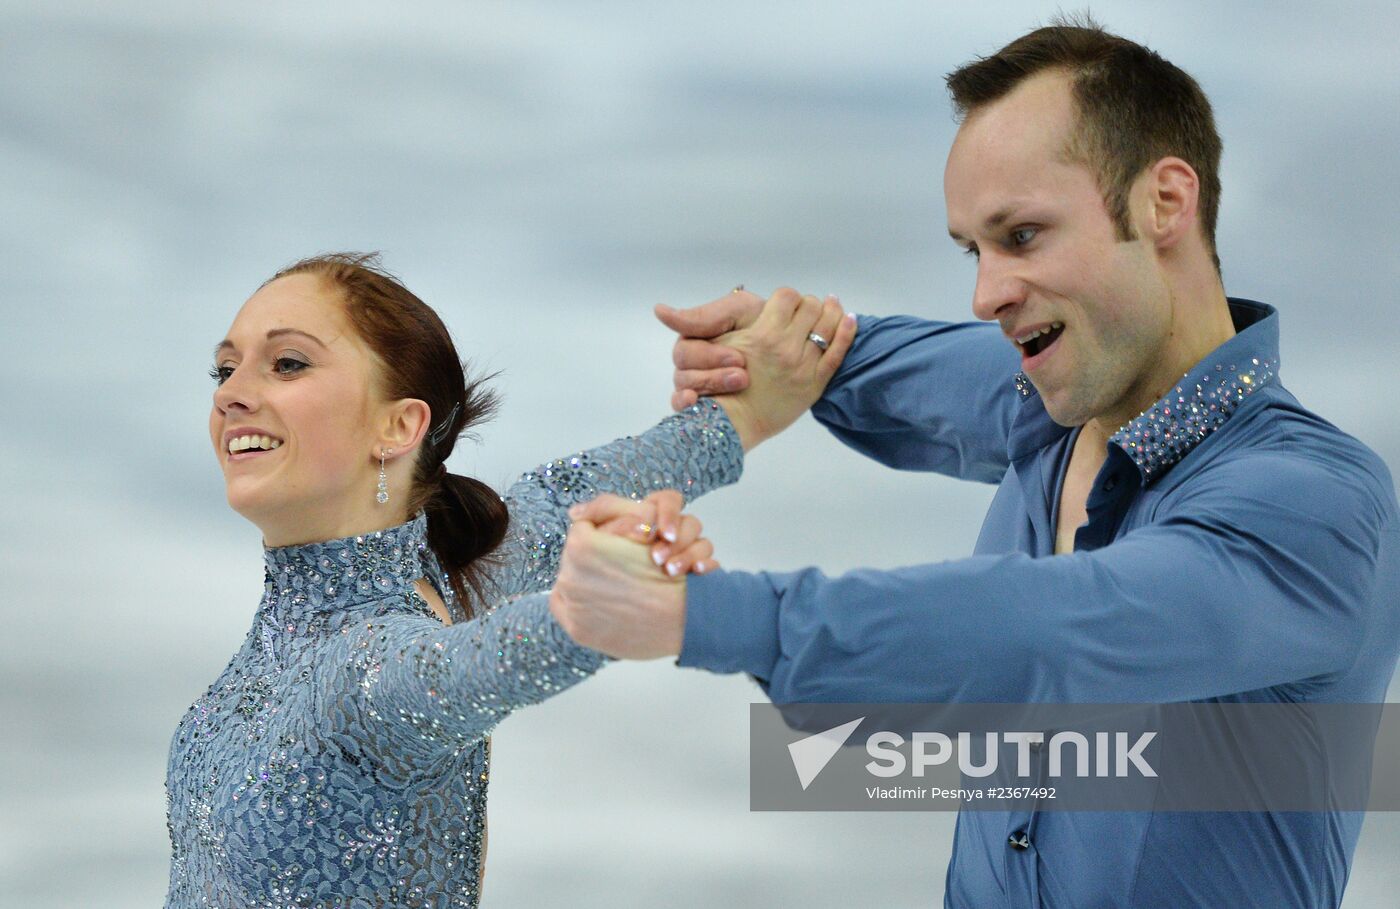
[{"left": 228, "top": 434, "right": 284, "bottom": 453}]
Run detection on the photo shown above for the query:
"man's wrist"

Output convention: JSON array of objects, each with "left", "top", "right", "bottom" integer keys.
[
  {"left": 677, "top": 569, "right": 781, "bottom": 676},
  {"left": 667, "top": 578, "right": 687, "bottom": 657}
]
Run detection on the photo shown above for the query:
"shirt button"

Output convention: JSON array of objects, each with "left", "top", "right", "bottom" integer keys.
[{"left": 1008, "top": 831, "right": 1031, "bottom": 851}]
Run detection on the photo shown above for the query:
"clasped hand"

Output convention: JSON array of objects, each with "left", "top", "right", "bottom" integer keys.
[
  {"left": 550, "top": 286, "right": 858, "bottom": 658},
  {"left": 549, "top": 489, "right": 705, "bottom": 659},
  {"left": 657, "top": 287, "right": 857, "bottom": 450}
]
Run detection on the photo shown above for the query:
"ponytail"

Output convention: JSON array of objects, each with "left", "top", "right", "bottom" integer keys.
[{"left": 425, "top": 470, "right": 510, "bottom": 618}]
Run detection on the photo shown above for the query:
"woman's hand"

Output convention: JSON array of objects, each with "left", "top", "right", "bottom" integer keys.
[{"left": 568, "top": 490, "right": 718, "bottom": 576}]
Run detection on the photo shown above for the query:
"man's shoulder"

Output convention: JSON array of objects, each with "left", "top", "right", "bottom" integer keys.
[
  {"left": 1191, "top": 381, "right": 1397, "bottom": 521},
  {"left": 1249, "top": 382, "right": 1391, "bottom": 477}
]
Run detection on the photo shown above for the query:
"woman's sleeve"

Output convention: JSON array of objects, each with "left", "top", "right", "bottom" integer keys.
[
  {"left": 327, "top": 591, "right": 607, "bottom": 774},
  {"left": 488, "top": 397, "right": 744, "bottom": 599}
]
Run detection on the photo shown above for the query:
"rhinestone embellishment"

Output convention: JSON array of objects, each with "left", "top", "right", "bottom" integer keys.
[{"left": 1112, "top": 357, "right": 1276, "bottom": 480}]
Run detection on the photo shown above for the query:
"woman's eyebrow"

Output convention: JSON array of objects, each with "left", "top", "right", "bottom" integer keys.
[{"left": 213, "top": 328, "right": 327, "bottom": 358}]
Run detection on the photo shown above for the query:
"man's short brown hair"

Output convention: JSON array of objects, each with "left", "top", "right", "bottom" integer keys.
[{"left": 947, "top": 14, "right": 1223, "bottom": 272}]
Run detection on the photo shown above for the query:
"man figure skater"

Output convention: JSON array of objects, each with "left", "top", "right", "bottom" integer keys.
[{"left": 558, "top": 17, "right": 1400, "bottom": 907}]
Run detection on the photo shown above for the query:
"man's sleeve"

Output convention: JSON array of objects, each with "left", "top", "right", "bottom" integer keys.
[
  {"left": 810, "top": 314, "right": 1023, "bottom": 483},
  {"left": 678, "top": 454, "right": 1387, "bottom": 703}
]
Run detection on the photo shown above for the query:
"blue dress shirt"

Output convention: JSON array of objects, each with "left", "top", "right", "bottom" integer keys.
[{"left": 679, "top": 299, "right": 1400, "bottom": 908}]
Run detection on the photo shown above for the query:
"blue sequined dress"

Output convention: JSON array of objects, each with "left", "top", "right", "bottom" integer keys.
[{"left": 164, "top": 400, "right": 743, "bottom": 908}]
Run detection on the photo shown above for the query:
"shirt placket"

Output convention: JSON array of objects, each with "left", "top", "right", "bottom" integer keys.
[
  {"left": 1074, "top": 445, "right": 1140, "bottom": 552},
  {"left": 1004, "top": 736, "right": 1047, "bottom": 909},
  {"left": 1001, "top": 440, "right": 1138, "bottom": 906}
]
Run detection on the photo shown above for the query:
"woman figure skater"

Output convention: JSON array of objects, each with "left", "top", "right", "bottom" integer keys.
[{"left": 164, "top": 252, "right": 846, "bottom": 907}]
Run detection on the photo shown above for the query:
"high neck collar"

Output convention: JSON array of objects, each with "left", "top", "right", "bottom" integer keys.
[
  {"left": 260, "top": 510, "right": 430, "bottom": 620},
  {"left": 1106, "top": 298, "right": 1277, "bottom": 484}
]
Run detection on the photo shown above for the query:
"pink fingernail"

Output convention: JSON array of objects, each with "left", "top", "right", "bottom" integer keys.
[
  {"left": 652, "top": 547, "right": 668, "bottom": 566},
  {"left": 666, "top": 560, "right": 682, "bottom": 576},
  {"left": 662, "top": 526, "right": 678, "bottom": 543},
  {"left": 724, "top": 372, "right": 744, "bottom": 390}
]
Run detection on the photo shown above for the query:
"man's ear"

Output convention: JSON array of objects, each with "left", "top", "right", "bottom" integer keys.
[{"left": 1142, "top": 156, "right": 1200, "bottom": 252}]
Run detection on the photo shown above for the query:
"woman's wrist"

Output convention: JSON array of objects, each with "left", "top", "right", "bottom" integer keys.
[{"left": 711, "top": 394, "right": 766, "bottom": 452}]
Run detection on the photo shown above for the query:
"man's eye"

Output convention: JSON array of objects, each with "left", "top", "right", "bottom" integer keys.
[{"left": 1010, "top": 227, "right": 1038, "bottom": 246}]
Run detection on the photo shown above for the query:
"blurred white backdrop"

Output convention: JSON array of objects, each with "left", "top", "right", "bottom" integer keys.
[{"left": 2, "top": 1, "right": 1397, "bottom": 906}]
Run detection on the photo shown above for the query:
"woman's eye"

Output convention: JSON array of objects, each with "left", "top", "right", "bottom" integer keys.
[
  {"left": 207, "top": 358, "right": 303, "bottom": 383},
  {"left": 1010, "top": 227, "right": 1038, "bottom": 246},
  {"left": 962, "top": 245, "right": 980, "bottom": 260},
  {"left": 275, "top": 357, "right": 308, "bottom": 375}
]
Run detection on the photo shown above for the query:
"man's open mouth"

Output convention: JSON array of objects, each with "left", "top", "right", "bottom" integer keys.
[{"left": 1018, "top": 323, "right": 1064, "bottom": 358}]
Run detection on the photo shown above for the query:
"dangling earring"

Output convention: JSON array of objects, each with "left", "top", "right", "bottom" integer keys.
[{"left": 376, "top": 447, "right": 393, "bottom": 504}]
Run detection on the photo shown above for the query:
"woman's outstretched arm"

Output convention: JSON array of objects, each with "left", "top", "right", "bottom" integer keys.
[
  {"left": 487, "top": 397, "right": 743, "bottom": 601},
  {"left": 326, "top": 590, "right": 603, "bottom": 774},
  {"left": 324, "top": 497, "right": 695, "bottom": 774}
]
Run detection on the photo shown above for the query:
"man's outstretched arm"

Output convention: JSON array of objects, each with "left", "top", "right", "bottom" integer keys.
[
  {"left": 660, "top": 290, "right": 1024, "bottom": 483},
  {"left": 553, "top": 452, "right": 1388, "bottom": 704}
]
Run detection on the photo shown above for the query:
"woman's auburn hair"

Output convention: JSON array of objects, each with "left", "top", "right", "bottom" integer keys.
[{"left": 264, "top": 252, "right": 509, "bottom": 617}]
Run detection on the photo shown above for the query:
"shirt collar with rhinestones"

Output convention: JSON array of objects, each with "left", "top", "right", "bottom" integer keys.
[
  {"left": 260, "top": 509, "right": 431, "bottom": 618},
  {"left": 1012, "top": 298, "right": 1280, "bottom": 487}
]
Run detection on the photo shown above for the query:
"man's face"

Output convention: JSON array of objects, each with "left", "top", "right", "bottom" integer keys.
[{"left": 944, "top": 69, "right": 1171, "bottom": 429}]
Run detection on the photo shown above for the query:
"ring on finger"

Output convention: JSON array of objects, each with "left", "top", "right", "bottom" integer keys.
[{"left": 807, "top": 331, "right": 830, "bottom": 351}]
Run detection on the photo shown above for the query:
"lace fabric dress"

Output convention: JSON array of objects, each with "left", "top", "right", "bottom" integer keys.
[{"left": 164, "top": 400, "right": 743, "bottom": 908}]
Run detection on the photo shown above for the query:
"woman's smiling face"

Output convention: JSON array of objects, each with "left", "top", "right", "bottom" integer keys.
[{"left": 210, "top": 272, "right": 389, "bottom": 540}]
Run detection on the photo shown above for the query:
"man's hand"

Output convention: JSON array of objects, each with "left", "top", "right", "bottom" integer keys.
[
  {"left": 550, "top": 513, "right": 693, "bottom": 660},
  {"left": 657, "top": 289, "right": 767, "bottom": 410},
  {"left": 656, "top": 287, "right": 858, "bottom": 450},
  {"left": 568, "top": 490, "right": 718, "bottom": 576}
]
